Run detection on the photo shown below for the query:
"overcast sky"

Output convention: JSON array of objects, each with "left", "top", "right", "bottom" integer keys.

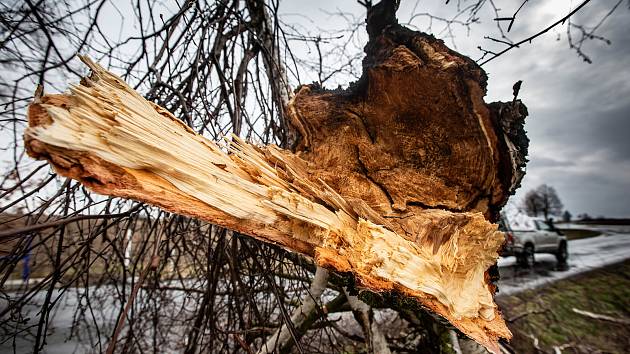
[
  {"left": 471, "top": 0, "right": 629, "bottom": 219},
  {"left": 279, "top": 0, "right": 630, "bottom": 218},
  {"left": 470, "top": 0, "right": 630, "bottom": 219}
]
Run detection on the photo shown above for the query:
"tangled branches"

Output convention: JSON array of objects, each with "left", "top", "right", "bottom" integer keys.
[{"left": 0, "top": 1, "right": 624, "bottom": 353}]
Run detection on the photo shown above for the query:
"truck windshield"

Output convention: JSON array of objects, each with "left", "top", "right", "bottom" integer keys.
[
  {"left": 498, "top": 218, "right": 510, "bottom": 231},
  {"left": 535, "top": 220, "right": 551, "bottom": 231}
]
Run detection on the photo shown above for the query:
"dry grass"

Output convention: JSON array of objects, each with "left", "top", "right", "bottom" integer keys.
[
  {"left": 558, "top": 228, "right": 601, "bottom": 240},
  {"left": 497, "top": 260, "right": 630, "bottom": 353}
]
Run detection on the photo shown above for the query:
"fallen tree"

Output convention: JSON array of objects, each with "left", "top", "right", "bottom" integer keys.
[{"left": 23, "top": 2, "right": 528, "bottom": 352}]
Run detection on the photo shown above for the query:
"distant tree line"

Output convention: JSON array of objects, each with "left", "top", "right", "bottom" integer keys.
[{"left": 523, "top": 184, "right": 564, "bottom": 220}]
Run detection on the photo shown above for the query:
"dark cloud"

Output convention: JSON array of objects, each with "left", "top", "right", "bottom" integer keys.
[
  {"left": 586, "top": 102, "right": 630, "bottom": 162},
  {"left": 470, "top": 1, "right": 630, "bottom": 217},
  {"left": 527, "top": 156, "right": 576, "bottom": 169},
  {"left": 389, "top": 0, "right": 630, "bottom": 216}
]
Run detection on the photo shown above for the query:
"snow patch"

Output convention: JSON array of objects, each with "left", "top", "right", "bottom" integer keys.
[{"left": 497, "top": 232, "right": 630, "bottom": 295}]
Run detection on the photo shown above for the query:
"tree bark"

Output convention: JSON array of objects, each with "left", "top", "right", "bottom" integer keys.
[
  {"left": 245, "top": 0, "right": 294, "bottom": 146},
  {"left": 23, "top": 5, "right": 529, "bottom": 350},
  {"left": 258, "top": 266, "right": 329, "bottom": 354},
  {"left": 343, "top": 288, "right": 392, "bottom": 354}
]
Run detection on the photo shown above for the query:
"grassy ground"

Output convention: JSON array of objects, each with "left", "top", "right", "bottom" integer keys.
[
  {"left": 574, "top": 218, "right": 630, "bottom": 225},
  {"left": 558, "top": 228, "right": 601, "bottom": 240},
  {"left": 496, "top": 260, "right": 630, "bottom": 353}
]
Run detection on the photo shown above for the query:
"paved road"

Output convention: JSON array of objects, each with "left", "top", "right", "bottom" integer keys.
[{"left": 496, "top": 231, "right": 630, "bottom": 295}]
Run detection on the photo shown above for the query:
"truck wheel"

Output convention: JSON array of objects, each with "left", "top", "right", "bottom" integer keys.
[
  {"left": 517, "top": 245, "right": 535, "bottom": 268},
  {"left": 556, "top": 241, "right": 568, "bottom": 269}
]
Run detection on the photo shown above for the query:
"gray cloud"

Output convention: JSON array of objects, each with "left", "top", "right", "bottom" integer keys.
[
  {"left": 527, "top": 157, "right": 576, "bottom": 169},
  {"left": 462, "top": 0, "right": 630, "bottom": 217},
  {"left": 284, "top": 0, "right": 630, "bottom": 217}
]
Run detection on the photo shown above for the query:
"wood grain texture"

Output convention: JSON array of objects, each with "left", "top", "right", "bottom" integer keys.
[{"left": 23, "top": 21, "right": 529, "bottom": 352}]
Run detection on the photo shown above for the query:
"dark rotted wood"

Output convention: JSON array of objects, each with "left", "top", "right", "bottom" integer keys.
[{"left": 288, "top": 23, "right": 528, "bottom": 229}]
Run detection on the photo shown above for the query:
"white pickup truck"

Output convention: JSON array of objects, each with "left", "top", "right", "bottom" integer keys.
[{"left": 499, "top": 216, "right": 568, "bottom": 268}]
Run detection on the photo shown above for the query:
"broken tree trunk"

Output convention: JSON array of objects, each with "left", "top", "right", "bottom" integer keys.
[{"left": 23, "top": 11, "right": 528, "bottom": 354}]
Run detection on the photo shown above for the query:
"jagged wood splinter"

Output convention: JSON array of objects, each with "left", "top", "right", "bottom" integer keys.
[{"left": 25, "top": 25, "right": 528, "bottom": 353}]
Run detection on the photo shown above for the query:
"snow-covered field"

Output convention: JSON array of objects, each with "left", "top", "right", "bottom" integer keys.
[
  {"left": 497, "top": 226, "right": 630, "bottom": 295},
  {"left": 558, "top": 223, "right": 630, "bottom": 234},
  {"left": 0, "top": 286, "right": 117, "bottom": 354},
  {"left": 3, "top": 224, "right": 629, "bottom": 353}
]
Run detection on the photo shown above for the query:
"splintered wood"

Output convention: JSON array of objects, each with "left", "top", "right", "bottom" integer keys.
[{"left": 25, "top": 28, "right": 528, "bottom": 353}]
